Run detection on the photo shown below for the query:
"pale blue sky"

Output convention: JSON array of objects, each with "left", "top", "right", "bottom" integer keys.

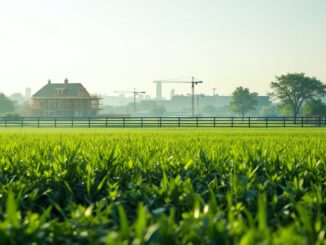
[{"left": 0, "top": 0, "right": 325, "bottom": 98}]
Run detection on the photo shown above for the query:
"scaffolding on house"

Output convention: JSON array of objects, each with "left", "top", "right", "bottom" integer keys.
[{"left": 32, "top": 95, "right": 102, "bottom": 117}]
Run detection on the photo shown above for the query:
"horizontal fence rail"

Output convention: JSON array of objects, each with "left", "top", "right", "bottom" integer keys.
[{"left": 0, "top": 116, "right": 325, "bottom": 128}]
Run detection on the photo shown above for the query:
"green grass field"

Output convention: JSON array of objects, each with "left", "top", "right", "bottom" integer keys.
[{"left": 0, "top": 128, "right": 325, "bottom": 244}]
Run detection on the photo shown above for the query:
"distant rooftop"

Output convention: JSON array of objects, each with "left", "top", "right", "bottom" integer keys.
[{"left": 33, "top": 79, "right": 91, "bottom": 98}]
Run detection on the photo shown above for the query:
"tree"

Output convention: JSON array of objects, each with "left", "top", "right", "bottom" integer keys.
[
  {"left": 0, "top": 93, "right": 15, "bottom": 115},
  {"left": 303, "top": 98, "right": 326, "bottom": 116},
  {"left": 259, "top": 104, "right": 280, "bottom": 117},
  {"left": 269, "top": 73, "right": 326, "bottom": 117},
  {"left": 230, "top": 87, "right": 258, "bottom": 117}
]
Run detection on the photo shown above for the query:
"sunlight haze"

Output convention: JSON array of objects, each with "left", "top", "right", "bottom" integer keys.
[{"left": 0, "top": 0, "right": 325, "bottom": 98}]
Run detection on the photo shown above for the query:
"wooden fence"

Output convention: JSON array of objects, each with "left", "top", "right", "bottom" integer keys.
[{"left": 0, "top": 116, "right": 325, "bottom": 128}]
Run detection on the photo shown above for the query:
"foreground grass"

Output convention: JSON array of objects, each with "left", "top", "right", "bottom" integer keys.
[{"left": 0, "top": 128, "right": 325, "bottom": 244}]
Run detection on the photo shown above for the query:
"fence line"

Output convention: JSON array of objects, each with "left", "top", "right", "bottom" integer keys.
[{"left": 0, "top": 116, "right": 325, "bottom": 128}]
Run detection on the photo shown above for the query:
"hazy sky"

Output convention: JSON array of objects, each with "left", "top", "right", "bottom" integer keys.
[{"left": 0, "top": 0, "right": 325, "bottom": 98}]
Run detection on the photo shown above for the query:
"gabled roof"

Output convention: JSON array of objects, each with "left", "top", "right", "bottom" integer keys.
[{"left": 33, "top": 83, "right": 91, "bottom": 97}]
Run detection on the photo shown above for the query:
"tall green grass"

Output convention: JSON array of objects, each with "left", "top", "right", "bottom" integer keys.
[{"left": 0, "top": 129, "right": 325, "bottom": 244}]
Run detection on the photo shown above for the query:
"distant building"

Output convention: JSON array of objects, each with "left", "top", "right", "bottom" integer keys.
[
  {"left": 170, "top": 89, "right": 175, "bottom": 98},
  {"left": 32, "top": 79, "right": 101, "bottom": 117},
  {"left": 171, "top": 95, "right": 269, "bottom": 107},
  {"left": 155, "top": 82, "right": 163, "bottom": 100},
  {"left": 150, "top": 95, "right": 270, "bottom": 116},
  {"left": 25, "top": 87, "right": 31, "bottom": 98}
]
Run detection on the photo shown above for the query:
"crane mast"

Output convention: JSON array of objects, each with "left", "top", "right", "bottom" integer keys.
[
  {"left": 153, "top": 77, "right": 203, "bottom": 116},
  {"left": 114, "top": 88, "right": 146, "bottom": 115}
]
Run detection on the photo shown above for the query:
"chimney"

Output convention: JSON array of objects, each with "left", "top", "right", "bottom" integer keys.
[
  {"left": 48, "top": 79, "right": 51, "bottom": 84},
  {"left": 64, "top": 78, "right": 68, "bottom": 85}
]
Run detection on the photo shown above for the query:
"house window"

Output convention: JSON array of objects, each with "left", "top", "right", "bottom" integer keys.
[{"left": 56, "top": 89, "right": 65, "bottom": 96}]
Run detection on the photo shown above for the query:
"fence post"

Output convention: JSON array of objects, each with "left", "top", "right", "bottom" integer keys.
[
  {"left": 231, "top": 117, "right": 234, "bottom": 127},
  {"left": 159, "top": 117, "right": 162, "bottom": 127},
  {"left": 178, "top": 117, "right": 181, "bottom": 127},
  {"left": 123, "top": 118, "right": 125, "bottom": 128},
  {"left": 141, "top": 117, "right": 143, "bottom": 128},
  {"left": 72, "top": 118, "right": 74, "bottom": 128},
  {"left": 21, "top": 117, "right": 24, "bottom": 128},
  {"left": 248, "top": 117, "right": 251, "bottom": 128},
  {"left": 196, "top": 117, "right": 199, "bottom": 127},
  {"left": 106, "top": 117, "right": 108, "bottom": 127},
  {"left": 283, "top": 117, "right": 286, "bottom": 127},
  {"left": 301, "top": 117, "right": 304, "bottom": 127},
  {"left": 88, "top": 117, "right": 91, "bottom": 128},
  {"left": 265, "top": 117, "right": 268, "bottom": 128},
  {"left": 54, "top": 117, "right": 57, "bottom": 128},
  {"left": 5, "top": 118, "right": 7, "bottom": 128},
  {"left": 37, "top": 117, "right": 40, "bottom": 128},
  {"left": 213, "top": 117, "right": 216, "bottom": 127}
]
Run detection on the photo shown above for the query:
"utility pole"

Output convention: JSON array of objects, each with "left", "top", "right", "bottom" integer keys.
[
  {"left": 133, "top": 89, "right": 136, "bottom": 113},
  {"left": 213, "top": 88, "right": 216, "bottom": 96},
  {"left": 191, "top": 77, "right": 195, "bottom": 117}
]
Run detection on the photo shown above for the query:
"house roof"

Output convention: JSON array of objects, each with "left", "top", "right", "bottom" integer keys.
[{"left": 33, "top": 83, "right": 91, "bottom": 98}]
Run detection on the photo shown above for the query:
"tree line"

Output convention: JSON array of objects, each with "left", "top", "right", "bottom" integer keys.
[
  {"left": 0, "top": 93, "right": 16, "bottom": 116},
  {"left": 1, "top": 72, "right": 326, "bottom": 117},
  {"left": 230, "top": 73, "right": 326, "bottom": 117}
]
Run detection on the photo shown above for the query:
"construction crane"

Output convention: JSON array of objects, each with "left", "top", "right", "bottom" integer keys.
[
  {"left": 114, "top": 88, "right": 146, "bottom": 114},
  {"left": 153, "top": 77, "right": 203, "bottom": 117},
  {"left": 187, "top": 93, "right": 205, "bottom": 115}
]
